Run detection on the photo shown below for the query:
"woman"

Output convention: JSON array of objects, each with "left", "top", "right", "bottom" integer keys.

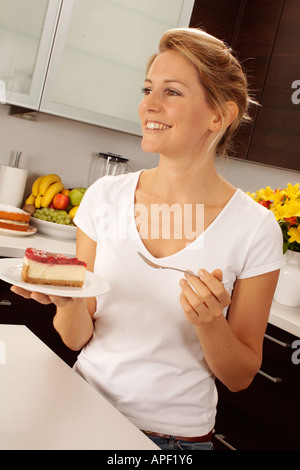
[{"left": 12, "top": 28, "right": 284, "bottom": 450}]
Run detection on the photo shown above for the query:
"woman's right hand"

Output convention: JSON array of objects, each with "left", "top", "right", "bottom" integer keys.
[{"left": 10, "top": 285, "right": 74, "bottom": 308}]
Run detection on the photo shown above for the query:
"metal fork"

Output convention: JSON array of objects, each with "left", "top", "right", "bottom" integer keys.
[{"left": 137, "top": 251, "right": 201, "bottom": 278}]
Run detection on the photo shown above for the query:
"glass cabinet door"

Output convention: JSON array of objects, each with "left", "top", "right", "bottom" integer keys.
[
  {"left": 0, "top": 0, "right": 61, "bottom": 109},
  {"left": 40, "top": 0, "right": 195, "bottom": 135}
]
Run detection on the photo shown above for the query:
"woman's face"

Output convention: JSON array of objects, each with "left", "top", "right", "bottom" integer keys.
[{"left": 139, "top": 49, "right": 220, "bottom": 158}]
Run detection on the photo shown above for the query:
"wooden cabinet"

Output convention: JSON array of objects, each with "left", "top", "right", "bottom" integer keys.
[
  {"left": 0, "top": 279, "right": 78, "bottom": 367},
  {"left": 246, "top": 0, "right": 300, "bottom": 171},
  {"left": 213, "top": 323, "right": 300, "bottom": 450},
  {"left": 190, "top": 0, "right": 300, "bottom": 171}
]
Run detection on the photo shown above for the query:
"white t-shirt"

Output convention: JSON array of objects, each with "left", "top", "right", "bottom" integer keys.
[{"left": 73, "top": 170, "right": 284, "bottom": 437}]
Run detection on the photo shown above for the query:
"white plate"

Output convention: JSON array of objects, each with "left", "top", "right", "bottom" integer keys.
[
  {"left": 0, "top": 258, "right": 110, "bottom": 298},
  {"left": 30, "top": 217, "right": 76, "bottom": 240},
  {"left": 0, "top": 225, "right": 37, "bottom": 236}
]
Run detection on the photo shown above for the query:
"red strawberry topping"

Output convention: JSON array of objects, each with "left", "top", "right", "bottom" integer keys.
[{"left": 25, "top": 248, "right": 87, "bottom": 266}]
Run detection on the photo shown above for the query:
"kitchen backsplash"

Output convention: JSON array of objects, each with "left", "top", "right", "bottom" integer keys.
[
  {"left": 0, "top": 104, "right": 298, "bottom": 202},
  {"left": 0, "top": 105, "right": 158, "bottom": 196}
]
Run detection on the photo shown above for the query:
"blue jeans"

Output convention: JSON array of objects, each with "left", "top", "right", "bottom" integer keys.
[{"left": 147, "top": 435, "right": 213, "bottom": 450}]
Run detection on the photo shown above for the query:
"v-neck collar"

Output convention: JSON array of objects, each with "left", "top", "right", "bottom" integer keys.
[{"left": 130, "top": 170, "right": 240, "bottom": 261}]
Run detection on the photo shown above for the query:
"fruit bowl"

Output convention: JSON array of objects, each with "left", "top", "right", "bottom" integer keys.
[{"left": 30, "top": 217, "right": 77, "bottom": 240}]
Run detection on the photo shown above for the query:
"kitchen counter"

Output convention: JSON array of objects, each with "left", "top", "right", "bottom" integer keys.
[
  {"left": 269, "top": 300, "right": 300, "bottom": 337},
  {"left": 0, "top": 324, "right": 158, "bottom": 450},
  {"left": 0, "top": 231, "right": 76, "bottom": 257},
  {"left": 0, "top": 232, "right": 299, "bottom": 338}
]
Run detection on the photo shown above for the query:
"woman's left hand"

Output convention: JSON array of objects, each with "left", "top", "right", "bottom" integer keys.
[{"left": 179, "top": 269, "right": 231, "bottom": 325}]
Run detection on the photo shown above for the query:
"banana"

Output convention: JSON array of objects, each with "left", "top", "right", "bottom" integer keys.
[
  {"left": 32, "top": 175, "right": 44, "bottom": 197},
  {"left": 38, "top": 174, "right": 61, "bottom": 197},
  {"left": 35, "top": 194, "right": 43, "bottom": 209},
  {"left": 41, "top": 181, "right": 64, "bottom": 208},
  {"left": 25, "top": 193, "right": 35, "bottom": 205}
]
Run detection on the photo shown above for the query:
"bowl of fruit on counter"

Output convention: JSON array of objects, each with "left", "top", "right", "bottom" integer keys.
[{"left": 23, "top": 174, "right": 86, "bottom": 240}]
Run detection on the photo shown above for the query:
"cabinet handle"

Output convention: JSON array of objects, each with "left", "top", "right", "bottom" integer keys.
[
  {"left": 214, "top": 434, "right": 236, "bottom": 450},
  {"left": 0, "top": 300, "right": 12, "bottom": 306},
  {"left": 258, "top": 369, "right": 282, "bottom": 383},
  {"left": 264, "top": 333, "right": 291, "bottom": 348}
]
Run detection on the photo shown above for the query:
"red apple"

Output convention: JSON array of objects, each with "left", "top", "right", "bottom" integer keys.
[{"left": 52, "top": 193, "right": 70, "bottom": 210}]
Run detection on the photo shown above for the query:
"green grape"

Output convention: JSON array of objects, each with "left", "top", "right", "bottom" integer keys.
[{"left": 33, "top": 206, "right": 75, "bottom": 226}]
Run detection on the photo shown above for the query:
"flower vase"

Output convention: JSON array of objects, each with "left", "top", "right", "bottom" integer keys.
[{"left": 274, "top": 250, "right": 300, "bottom": 307}]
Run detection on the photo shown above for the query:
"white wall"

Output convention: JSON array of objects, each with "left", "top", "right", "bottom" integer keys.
[
  {"left": 0, "top": 104, "right": 158, "bottom": 199},
  {"left": 0, "top": 103, "right": 299, "bottom": 204},
  {"left": 216, "top": 156, "right": 300, "bottom": 193}
]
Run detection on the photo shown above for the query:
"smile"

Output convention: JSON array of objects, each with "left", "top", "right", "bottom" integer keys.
[{"left": 146, "top": 121, "right": 171, "bottom": 130}]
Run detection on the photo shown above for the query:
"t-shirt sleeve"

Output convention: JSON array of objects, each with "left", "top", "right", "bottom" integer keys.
[
  {"left": 237, "top": 210, "right": 285, "bottom": 279},
  {"left": 73, "top": 181, "right": 99, "bottom": 242}
]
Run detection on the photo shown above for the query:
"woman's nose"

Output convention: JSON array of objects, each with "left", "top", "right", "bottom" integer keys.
[{"left": 143, "top": 91, "right": 162, "bottom": 112}]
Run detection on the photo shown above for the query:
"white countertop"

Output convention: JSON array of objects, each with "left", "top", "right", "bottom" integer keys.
[
  {"left": 0, "top": 325, "right": 158, "bottom": 450},
  {"left": 0, "top": 231, "right": 76, "bottom": 257},
  {"left": 0, "top": 232, "right": 299, "bottom": 338},
  {"left": 269, "top": 300, "right": 300, "bottom": 337}
]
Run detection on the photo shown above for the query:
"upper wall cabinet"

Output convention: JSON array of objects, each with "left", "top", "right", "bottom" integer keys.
[
  {"left": 190, "top": 0, "right": 300, "bottom": 172},
  {"left": 41, "top": 0, "right": 195, "bottom": 135},
  {"left": 0, "top": 0, "right": 195, "bottom": 136},
  {"left": 0, "top": 0, "right": 62, "bottom": 108},
  {"left": 245, "top": 0, "right": 300, "bottom": 171}
]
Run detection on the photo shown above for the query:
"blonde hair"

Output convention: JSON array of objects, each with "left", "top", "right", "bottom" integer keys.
[{"left": 146, "top": 28, "right": 257, "bottom": 156}]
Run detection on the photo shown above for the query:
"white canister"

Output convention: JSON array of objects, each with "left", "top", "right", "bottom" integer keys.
[{"left": 0, "top": 165, "right": 28, "bottom": 208}]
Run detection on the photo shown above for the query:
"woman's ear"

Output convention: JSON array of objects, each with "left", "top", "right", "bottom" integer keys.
[
  {"left": 209, "top": 112, "right": 223, "bottom": 132},
  {"left": 209, "top": 101, "right": 238, "bottom": 132},
  {"left": 224, "top": 101, "right": 239, "bottom": 127}
]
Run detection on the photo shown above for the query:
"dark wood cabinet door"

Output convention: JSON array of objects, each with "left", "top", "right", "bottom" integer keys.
[
  {"left": 214, "top": 324, "right": 300, "bottom": 450},
  {"left": 246, "top": 0, "right": 300, "bottom": 171},
  {"left": 190, "top": 0, "right": 300, "bottom": 171},
  {"left": 232, "top": 0, "right": 285, "bottom": 159}
]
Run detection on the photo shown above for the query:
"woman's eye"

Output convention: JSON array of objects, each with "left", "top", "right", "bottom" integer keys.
[
  {"left": 141, "top": 87, "right": 152, "bottom": 95},
  {"left": 166, "top": 88, "right": 182, "bottom": 96},
  {"left": 141, "top": 87, "right": 182, "bottom": 96}
]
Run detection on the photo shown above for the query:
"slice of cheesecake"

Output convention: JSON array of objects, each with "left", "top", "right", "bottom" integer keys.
[{"left": 22, "top": 247, "right": 87, "bottom": 287}]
